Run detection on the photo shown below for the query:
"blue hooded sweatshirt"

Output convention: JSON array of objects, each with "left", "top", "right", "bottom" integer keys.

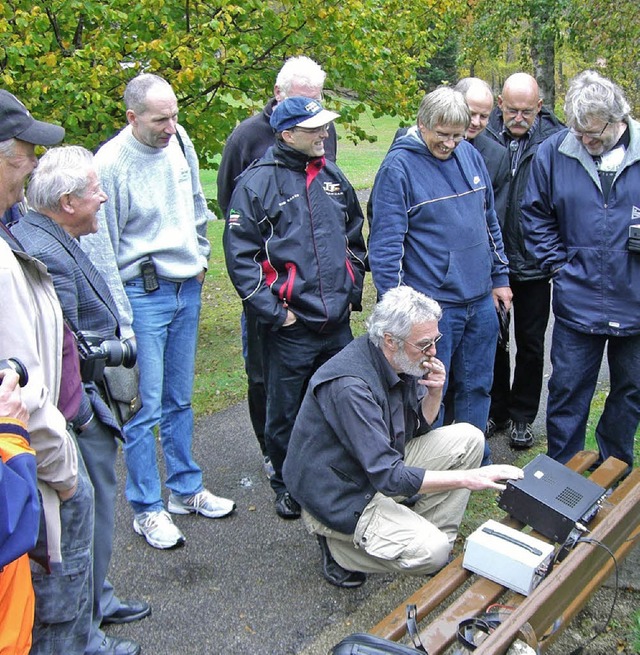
[{"left": 369, "top": 126, "right": 509, "bottom": 305}]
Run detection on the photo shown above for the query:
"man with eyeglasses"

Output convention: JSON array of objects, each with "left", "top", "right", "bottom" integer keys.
[
  {"left": 217, "top": 56, "right": 337, "bottom": 481},
  {"left": 369, "top": 86, "right": 511, "bottom": 466},
  {"left": 485, "top": 73, "right": 564, "bottom": 450},
  {"left": 283, "top": 286, "right": 522, "bottom": 587},
  {"left": 223, "top": 97, "right": 366, "bottom": 521},
  {"left": 521, "top": 70, "right": 640, "bottom": 474}
]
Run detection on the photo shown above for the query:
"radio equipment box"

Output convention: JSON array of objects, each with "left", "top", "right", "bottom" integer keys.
[
  {"left": 463, "top": 519, "right": 555, "bottom": 595},
  {"left": 498, "top": 454, "right": 605, "bottom": 543}
]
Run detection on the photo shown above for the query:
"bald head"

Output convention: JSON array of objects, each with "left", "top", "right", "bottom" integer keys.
[
  {"left": 455, "top": 78, "right": 494, "bottom": 140},
  {"left": 498, "top": 73, "right": 542, "bottom": 138}
]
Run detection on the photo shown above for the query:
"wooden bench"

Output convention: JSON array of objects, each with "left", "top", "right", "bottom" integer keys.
[{"left": 369, "top": 452, "right": 640, "bottom": 654}]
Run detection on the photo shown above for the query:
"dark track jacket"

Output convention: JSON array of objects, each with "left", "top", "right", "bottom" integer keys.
[
  {"left": 223, "top": 141, "right": 366, "bottom": 333},
  {"left": 486, "top": 106, "right": 565, "bottom": 281}
]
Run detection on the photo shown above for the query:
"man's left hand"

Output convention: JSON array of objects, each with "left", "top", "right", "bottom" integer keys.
[
  {"left": 196, "top": 268, "right": 206, "bottom": 284},
  {"left": 417, "top": 356, "right": 446, "bottom": 391},
  {"left": 467, "top": 464, "right": 523, "bottom": 491},
  {"left": 492, "top": 286, "right": 513, "bottom": 312}
]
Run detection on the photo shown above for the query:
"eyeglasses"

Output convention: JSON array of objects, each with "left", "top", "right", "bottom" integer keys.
[
  {"left": 433, "top": 131, "right": 465, "bottom": 143},
  {"left": 570, "top": 122, "right": 609, "bottom": 140},
  {"left": 291, "top": 124, "right": 330, "bottom": 135},
  {"left": 404, "top": 334, "right": 442, "bottom": 354},
  {"left": 502, "top": 106, "right": 537, "bottom": 119}
]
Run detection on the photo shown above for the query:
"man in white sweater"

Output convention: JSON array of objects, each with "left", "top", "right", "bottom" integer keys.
[{"left": 83, "top": 74, "right": 235, "bottom": 550}]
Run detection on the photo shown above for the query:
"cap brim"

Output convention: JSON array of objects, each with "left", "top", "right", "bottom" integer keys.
[
  {"left": 296, "top": 109, "right": 340, "bottom": 129},
  {"left": 17, "top": 119, "right": 65, "bottom": 146}
]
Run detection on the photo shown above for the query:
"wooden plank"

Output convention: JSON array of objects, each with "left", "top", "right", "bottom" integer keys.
[
  {"left": 474, "top": 468, "right": 640, "bottom": 654},
  {"left": 370, "top": 450, "right": 599, "bottom": 642}
]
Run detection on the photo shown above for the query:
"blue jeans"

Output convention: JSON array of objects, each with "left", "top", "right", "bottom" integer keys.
[
  {"left": 124, "top": 276, "right": 204, "bottom": 514},
  {"left": 435, "top": 294, "right": 498, "bottom": 464},
  {"left": 547, "top": 321, "right": 640, "bottom": 471},
  {"left": 30, "top": 447, "right": 94, "bottom": 655}
]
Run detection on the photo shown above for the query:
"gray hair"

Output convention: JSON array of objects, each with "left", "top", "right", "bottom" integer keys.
[
  {"left": 564, "top": 70, "right": 630, "bottom": 129},
  {"left": 124, "top": 73, "right": 173, "bottom": 113},
  {"left": 417, "top": 86, "right": 471, "bottom": 131},
  {"left": 27, "top": 145, "right": 94, "bottom": 213},
  {"left": 454, "top": 77, "right": 493, "bottom": 99},
  {"left": 367, "top": 287, "right": 442, "bottom": 347},
  {"left": 0, "top": 138, "right": 17, "bottom": 158},
  {"left": 275, "top": 56, "right": 326, "bottom": 97}
]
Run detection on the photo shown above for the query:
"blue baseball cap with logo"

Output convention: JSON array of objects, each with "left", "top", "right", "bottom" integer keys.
[{"left": 270, "top": 96, "right": 339, "bottom": 133}]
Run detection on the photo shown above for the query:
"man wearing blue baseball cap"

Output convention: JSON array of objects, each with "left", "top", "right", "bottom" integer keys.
[{"left": 223, "top": 96, "right": 366, "bottom": 532}]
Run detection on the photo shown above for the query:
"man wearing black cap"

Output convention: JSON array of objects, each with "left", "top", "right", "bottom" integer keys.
[
  {"left": 1, "top": 91, "right": 142, "bottom": 655},
  {"left": 0, "top": 90, "right": 96, "bottom": 655},
  {"left": 223, "top": 97, "right": 366, "bottom": 522}
]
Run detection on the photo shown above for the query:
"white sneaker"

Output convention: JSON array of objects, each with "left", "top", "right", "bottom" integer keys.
[
  {"left": 133, "top": 509, "right": 185, "bottom": 549},
  {"left": 168, "top": 489, "right": 236, "bottom": 519}
]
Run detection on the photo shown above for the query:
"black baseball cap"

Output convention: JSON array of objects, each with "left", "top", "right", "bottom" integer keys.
[{"left": 0, "top": 90, "right": 65, "bottom": 145}]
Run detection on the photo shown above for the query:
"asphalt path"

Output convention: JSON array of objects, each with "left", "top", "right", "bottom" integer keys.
[{"left": 104, "top": 236, "right": 637, "bottom": 654}]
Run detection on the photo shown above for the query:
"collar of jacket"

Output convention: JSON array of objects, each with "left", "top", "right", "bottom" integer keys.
[{"left": 273, "top": 140, "right": 322, "bottom": 172}]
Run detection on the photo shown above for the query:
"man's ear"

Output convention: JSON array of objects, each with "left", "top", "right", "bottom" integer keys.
[
  {"left": 383, "top": 333, "right": 398, "bottom": 351},
  {"left": 60, "top": 194, "right": 75, "bottom": 213},
  {"left": 125, "top": 109, "right": 136, "bottom": 126}
]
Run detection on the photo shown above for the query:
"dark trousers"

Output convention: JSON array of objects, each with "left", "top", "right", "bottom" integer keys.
[
  {"left": 263, "top": 320, "right": 353, "bottom": 494},
  {"left": 491, "top": 278, "right": 551, "bottom": 424},
  {"left": 242, "top": 308, "right": 267, "bottom": 456},
  {"left": 547, "top": 321, "right": 640, "bottom": 471}
]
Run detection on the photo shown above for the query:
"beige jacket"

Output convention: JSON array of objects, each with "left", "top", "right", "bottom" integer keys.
[{"left": 0, "top": 239, "right": 78, "bottom": 563}]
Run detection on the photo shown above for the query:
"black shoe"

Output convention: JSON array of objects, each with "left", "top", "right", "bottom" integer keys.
[
  {"left": 510, "top": 420, "right": 534, "bottom": 449},
  {"left": 101, "top": 599, "right": 151, "bottom": 625},
  {"left": 96, "top": 635, "right": 141, "bottom": 655},
  {"left": 317, "top": 535, "right": 366, "bottom": 588},
  {"left": 485, "top": 417, "right": 509, "bottom": 439},
  {"left": 275, "top": 492, "right": 301, "bottom": 519}
]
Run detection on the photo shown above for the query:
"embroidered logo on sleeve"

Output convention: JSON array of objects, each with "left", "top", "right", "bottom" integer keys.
[{"left": 228, "top": 210, "right": 241, "bottom": 227}]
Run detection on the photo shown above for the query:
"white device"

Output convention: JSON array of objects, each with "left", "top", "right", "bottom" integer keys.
[{"left": 462, "top": 519, "right": 555, "bottom": 596}]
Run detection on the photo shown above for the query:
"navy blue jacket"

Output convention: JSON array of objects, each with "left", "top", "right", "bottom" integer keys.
[
  {"left": 521, "top": 120, "right": 640, "bottom": 336},
  {"left": 223, "top": 141, "right": 366, "bottom": 333},
  {"left": 369, "top": 128, "right": 509, "bottom": 305}
]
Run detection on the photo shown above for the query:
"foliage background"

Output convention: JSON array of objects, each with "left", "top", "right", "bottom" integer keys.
[{"left": 2, "top": 0, "right": 638, "bottom": 168}]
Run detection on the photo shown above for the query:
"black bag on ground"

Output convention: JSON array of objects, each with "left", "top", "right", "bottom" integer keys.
[{"left": 331, "top": 605, "right": 428, "bottom": 654}]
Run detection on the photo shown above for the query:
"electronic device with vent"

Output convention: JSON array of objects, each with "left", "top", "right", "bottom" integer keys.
[{"left": 498, "top": 454, "right": 605, "bottom": 543}]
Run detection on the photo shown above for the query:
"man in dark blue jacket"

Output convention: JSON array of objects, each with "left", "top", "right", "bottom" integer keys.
[
  {"left": 369, "top": 87, "right": 511, "bottom": 466},
  {"left": 522, "top": 70, "right": 640, "bottom": 473},
  {"left": 224, "top": 97, "right": 366, "bottom": 520},
  {"left": 485, "top": 73, "right": 564, "bottom": 449},
  {"left": 283, "top": 287, "right": 521, "bottom": 586}
]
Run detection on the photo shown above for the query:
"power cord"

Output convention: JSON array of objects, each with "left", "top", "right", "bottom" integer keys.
[{"left": 566, "top": 537, "right": 618, "bottom": 655}]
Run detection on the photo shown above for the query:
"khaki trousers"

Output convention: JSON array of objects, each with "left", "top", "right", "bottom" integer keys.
[{"left": 303, "top": 423, "right": 484, "bottom": 575}]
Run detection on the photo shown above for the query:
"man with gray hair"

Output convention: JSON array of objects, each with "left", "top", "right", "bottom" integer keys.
[
  {"left": 369, "top": 87, "right": 511, "bottom": 466},
  {"left": 283, "top": 286, "right": 522, "bottom": 586},
  {"left": 82, "top": 73, "right": 235, "bottom": 551},
  {"left": 522, "top": 70, "right": 640, "bottom": 472},
  {"left": 217, "top": 56, "right": 337, "bottom": 478},
  {"left": 13, "top": 145, "right": 149, "bottom": 655}
]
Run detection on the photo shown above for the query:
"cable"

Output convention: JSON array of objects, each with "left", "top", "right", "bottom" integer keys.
[{"left": 566, "top": 537, "right": 618, "bottom": 655}]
